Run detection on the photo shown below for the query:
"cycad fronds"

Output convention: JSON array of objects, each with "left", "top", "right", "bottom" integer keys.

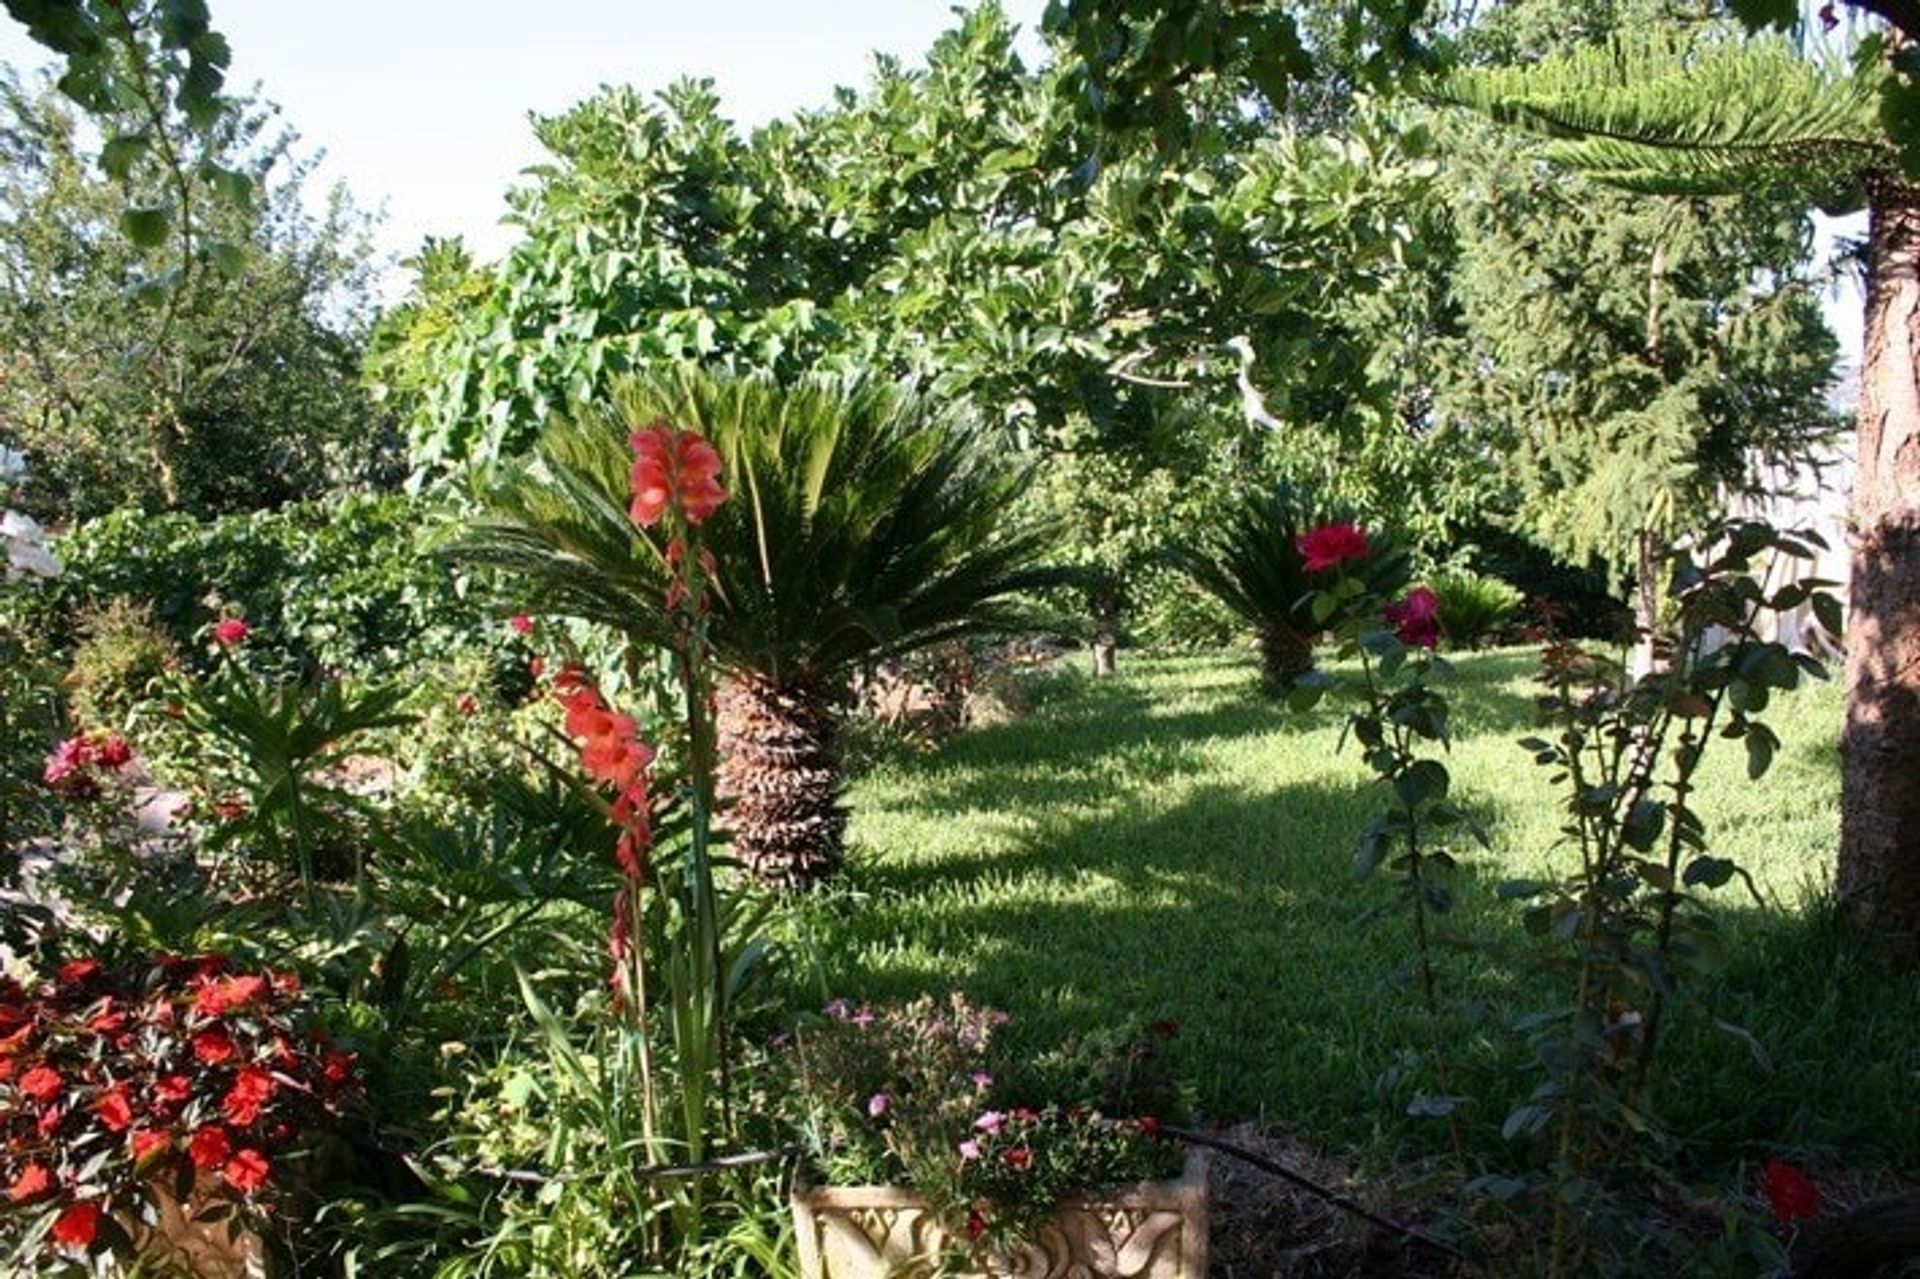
[
  {"left": 1437, "top": 33, "right": 1888, "bottom": 206},
  {"left": 458, "top": 367, "right": 1060, "bottom": 686}
]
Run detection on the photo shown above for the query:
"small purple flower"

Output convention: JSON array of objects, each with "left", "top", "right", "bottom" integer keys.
[
  {"left": 971, "top": 1072, "right": 994, "bottom": 1090},
  {"left": 850, "top": 1009, "right": 876, "bottom": 1028},
  {"left": 958, "top": 1139, "right": 981, "bottom": 1161},
  {"left": 867, "top": 1092, "right": 891, "bottom": 1118},
  {"left": 974, "top": 1111, "right": 1005, "bottom": 1136},
  {"left": 823, "top": 998, "right": 851, "bottom": 1020}
]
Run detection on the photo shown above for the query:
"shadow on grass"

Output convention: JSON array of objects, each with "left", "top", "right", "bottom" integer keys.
[{"left": 811, "top": 651, "right": 1901, "bottom": 1171}]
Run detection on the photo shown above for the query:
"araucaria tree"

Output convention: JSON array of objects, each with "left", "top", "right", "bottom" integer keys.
[
  {"left": 1443, "top": 27, "right": 1919, "bottom": 961},
  {"left": 458, "top": 367, "right": 1055, "bottom": 890}
]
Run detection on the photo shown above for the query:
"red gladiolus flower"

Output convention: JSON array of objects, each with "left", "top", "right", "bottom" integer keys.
[
  {"left": 1764, "top": 1159, "right": 1820, "bottom": 1225},
  {"left": 224, "top": 1148, "right": 271, "bottom": 1194},
  {"left": 8, "top": 1162, "right": 52, "bottom": 1202},
  {"left": 132, "top": 1128, "right": 171, "bottom": 1162},
  {"left": 629, "top": 425, "right": 727, "bottom": 527},
  {"left": 510, "top": 613, "right": 535, "bottom": 635},
  {"left": 1296, "top": 522, "right": 1370, "bottom": 573},
  {"left": 213, "top": 617, "right": 251, "bottom": 646},
  {"left": 51, "top": 1200, "right": 100, "bottom": 1249},
  {"left": 19, "top": 1064, "right": 61, "bottom": 1103},
  {"left": 192, "top": 1028, "right": 237, "bottom": 1065},
  {"left": 189, "top": 1126, "right": 232, "bottom": 1171},
  {"left": 1386, "top": 586, "right": 1441, "bottom": 650},
  {"left": 96, "top": 1087, "right": 134, "bottom": 1132}
]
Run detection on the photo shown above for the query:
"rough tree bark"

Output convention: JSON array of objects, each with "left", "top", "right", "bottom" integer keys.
[
  {"left": 1256, "top": 623, "right": 1316, "bottom": 694},
  {"left": 715, "top": 675, "right": 846, "bottom": 891},
  {"left": 1838, "top": 174, "right": 1920, "bottom": 967}
]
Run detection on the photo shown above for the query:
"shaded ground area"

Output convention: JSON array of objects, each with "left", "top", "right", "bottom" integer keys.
[{"left": 800, "top": 650, "right": 1919, "bottom": 1179}]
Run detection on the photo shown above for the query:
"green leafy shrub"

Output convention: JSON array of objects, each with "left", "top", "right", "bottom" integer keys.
[
  {"left": 1429, "top": 570, "right": 1524, "bottom": 650},
  {"left": 31, "top": 493, "right": 505, "bottom": 679},
  {"left": 64, "top": 599, "right": 182, "bottom": 730}
]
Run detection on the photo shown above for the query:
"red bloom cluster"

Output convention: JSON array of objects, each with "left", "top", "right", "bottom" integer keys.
[
  {"left": 554, "top": 670, "right": 656, "bottom": 880},
  {"left": 1386, "top": 586, "right": 1441, "bottom": 650},
  {"left": 1296, "top": 522, "right": 1370, "bottom": 573},
  {"left": 42, "top": 730, "right": 137, "bottom": 799},
  {"left": 1763, "top": 1158, "right": 1820, "bottom": 1226},
  {"left": 629, "top": 425, "right": 726, "bottom": 528},
  {"left": 212, "top": 616, "right": 251, "bottom": 647},
  {"left": 0, "top": 954, "right": 360, "bottom": 1255}
]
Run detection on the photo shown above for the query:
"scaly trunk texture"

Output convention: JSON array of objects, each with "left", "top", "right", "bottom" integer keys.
[
  {"left": 1839, "top": 175, "right": 1920, "bottom": 967},
  {"left": 1256, "top": 624, "right": 1315, "bottom": 694},
  {"left": 716, "top": 675, "right": 846, "bottom": 891},
  {"left": 1091, "top": 595, "right": 1120, "bottom": 679}
]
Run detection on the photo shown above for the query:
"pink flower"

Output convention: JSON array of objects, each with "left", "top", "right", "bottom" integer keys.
[
  {"left": 1296, "top": 522, "right": 1370, "bottom": 573},
  {"left": 971, "top": 1072, "right": 994, "bottom": 1090},
  {"left": 1386, "top": 586, "right": 1441, "bottom": 650},
  {"left": 212, "top": 617, "right": 251, "bottom": 646},
  {"left": 974, "top": 1111, "right": 1005, "bottom": 1136},
  {"left": 510, "top": 614, "right": 535, "bottom": 635},
  {"left": 867, "top": 1093, "right": 891, "bottom": 1118},
  {"left": 958, "top": 1139, "right": 981, "bottom": 1161}
]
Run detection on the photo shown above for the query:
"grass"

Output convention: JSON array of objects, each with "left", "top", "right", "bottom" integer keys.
[{"left": 797, "top": 648, "right": 1920, "bottom": 1174}]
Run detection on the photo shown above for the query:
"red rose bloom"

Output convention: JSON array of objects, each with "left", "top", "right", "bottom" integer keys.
[
  {"left": 192, "top": 1029, "right": 237, "bottom": 1065},
  {"left": 96, "top": 1087, "right": 135, "bottom": 1132},
  {"left": 19, "top": 1064, "right": 61, "bottom": 1103},
  {"left": 212, "top": 617, "right": 251, "bottom": 646},
  {"left": 224, "top": 1148, "right": 271, "bottom": 1194},
  {"left": 1386, "top": 586, "right": 1441, "bottom": 650},
  {"left": 8, "top": 1162, "right": 52, "bottom": 1202},
  {"left": 51, "top": 1200, "right": 100, "bottom": 1249},
  {"left": 189, "top": 1126, "right": 232, "bottom": 1171},
  {"left": 1764, "top": 1159, "right": 1820, "bottom": 1225},
  {"left": 1296, "top": 522, "right": 1371, "bottom": 573}
]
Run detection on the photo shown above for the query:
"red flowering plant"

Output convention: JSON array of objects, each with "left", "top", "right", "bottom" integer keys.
[
  {"left": 788, "top": 995, "right": 1182, "bottom": 1256},
  {"left": 1284, "top": 526, "right": 1480, "bottom": 1156},
  {"left": 0, "top": 952, "right": 360, "bottom": 1263}
]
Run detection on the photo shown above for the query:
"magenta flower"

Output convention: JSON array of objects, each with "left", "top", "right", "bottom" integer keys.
[
  {"left": 974, "top": 1110, "right": 1005, "bottom": 1136},
  {"left": 1296, "top": 523, "right": 1370, "bottom": 573},
  {"left": 971, "top": 1072, "right": 994, "bottom": 1090},
  {"left": 867, "top": 1093, "right": 891, "bottom": 1118},
  {"left": 958, "top": 1139, "right": 981, "bottom": 1161},
  {"left": 1386, "top": 586, "right": 1441, "bottom": 650}
]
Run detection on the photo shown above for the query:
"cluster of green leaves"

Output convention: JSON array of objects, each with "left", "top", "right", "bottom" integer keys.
[
  {"left": 24, "top": 493, "right": 506, "bottom": 679},
  {"left": 1429, "top": 569, "right": 1524, "bottom": 650},
  {"left": 0, "top": 73, "right": 397, "bottom": 517}
]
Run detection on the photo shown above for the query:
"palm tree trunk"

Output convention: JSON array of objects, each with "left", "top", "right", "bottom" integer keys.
[
  {"left": 1257, "top": 623, "right": 1315, "bottom": 693},
  {"left": 715, "top": 674, "right": 846, "bottom": 891},
  {"left": 1839, "top": 174, "right": 1920, "bottom": 967}
]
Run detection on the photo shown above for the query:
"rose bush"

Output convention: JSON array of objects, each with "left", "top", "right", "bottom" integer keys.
[{"left": 0, "top": 953, "right": 360, "bottom": 1261}]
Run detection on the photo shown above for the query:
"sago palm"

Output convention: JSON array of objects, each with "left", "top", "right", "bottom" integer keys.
[
  {"left": 1166, "top": 485, "right": 1327, "bottom": 693},
  {"left": 458, "top": 367, "right": 1055, "bottom": 889}
]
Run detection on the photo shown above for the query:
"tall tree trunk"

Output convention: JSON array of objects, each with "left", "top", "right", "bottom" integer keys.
[
  {"left": 1256, "top": 623, "right": 1315, "bottom": 694},
  {"left": 1091, "top": 594, "right": 1119, "bottom": 678},
  {"left": 1630, "top": 528, "right": 1663, "bottom": 679},
  {"left": 715, "top": 674, "right": 845, "bottom": 891},
  {"left": 1838, "top": 174, "right": 1920, "bottom": 966}
]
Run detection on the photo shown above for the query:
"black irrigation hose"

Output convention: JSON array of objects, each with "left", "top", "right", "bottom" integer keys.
[{"left": 1163, "top": 1125, "right": 1474, "bottom": 1268}]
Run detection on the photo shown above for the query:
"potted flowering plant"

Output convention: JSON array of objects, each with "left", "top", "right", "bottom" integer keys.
[
  {"left": 787, "top": 995, "right": 1206, "bottom": 1279},
  {"left": 0, "top": 953, "right": 360, "bottom": 1275}
]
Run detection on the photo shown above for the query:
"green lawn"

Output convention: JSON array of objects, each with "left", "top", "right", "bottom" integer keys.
[{"left": 797, "top": 648, "right": 1919, "bottom": 1172}]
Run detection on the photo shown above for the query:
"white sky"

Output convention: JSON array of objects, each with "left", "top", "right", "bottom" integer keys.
[
  {"left": 0, "top": 2, "right": 1050, "bottom": 275},
  {"left": 0, "top": 2, "right": 1862, "bottom": 365}
]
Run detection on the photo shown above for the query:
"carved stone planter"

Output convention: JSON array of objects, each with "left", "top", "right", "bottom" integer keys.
[{"left": 793, "top": 1151, "right": 1207, "bottom": 1278}]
